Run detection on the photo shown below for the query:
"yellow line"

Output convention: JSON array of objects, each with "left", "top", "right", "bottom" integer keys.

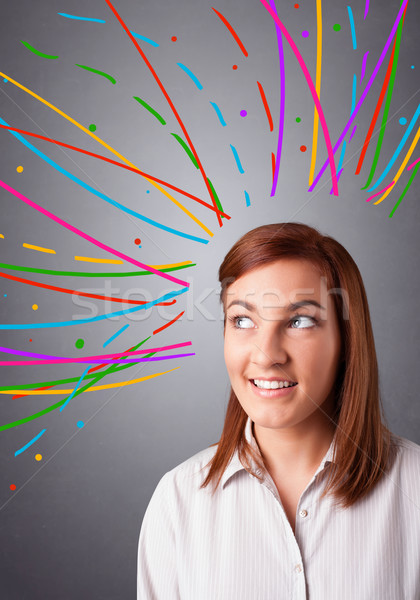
[
  {"left": 374, "top": 125, "right": 420, "bottom": 204},
  {"left": 150, "top": 261, "right": 193, "bottom": 268},
  {"left": 23, "top": 243, "right": 56, "bottom": 254},
  {"left": 1, "top": 367, "right": 179, "bottom": 395},
  {"left": 0, "top": 71, "right": 213, "bottom": 238},
  {"left": 308, "top": 0, "right": 322, "bottom": 187},
  {"left": 74, "top": 255, "right": 124, "bottom": 264}
]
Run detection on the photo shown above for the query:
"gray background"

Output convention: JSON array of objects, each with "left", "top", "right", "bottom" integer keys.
[{"left": 0, "top": 0, "right": 419, "bottom": 598}]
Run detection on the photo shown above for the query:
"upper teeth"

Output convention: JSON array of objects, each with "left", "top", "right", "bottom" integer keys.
[{"left": 253, "top": 379, "right": 296, "bottom": 389}]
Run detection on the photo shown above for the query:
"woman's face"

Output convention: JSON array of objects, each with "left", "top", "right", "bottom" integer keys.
[{"left": 223, "top": 258, "right": 342, "bottom": 433}]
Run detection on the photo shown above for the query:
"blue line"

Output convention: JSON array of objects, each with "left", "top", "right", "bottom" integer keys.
[
  {"left": 366, "top": 103, "right": 420, "bottom": 192},
  {"left": 230, "top": 144, "right": 244, "bottom": 174},
  {"left": 103, "top": 324, "right": 130, "bottom": 348},
  {"left": 177, "top": 63, "right": 203, "bottom": 90},
  {"left": 129, "top": 31, "right": 159, "bottom": 47},
  {"left": 0, "top": 117, "right": 207, "bottom": 245},
  {"left": 337, "top": 141, "right": 346, "bottom": 172},
  {"left": 244, "top": 190, "right": 250, "bottom": 206},
  {"left": 351, "top": 74, "right": 357, "bottom": 115},
  {"left": 60, "top": 366, "right": 91, "bottom": 412},
  {"left": 209, "top": 101, "right": 226, "bottom": 126},
  {"left": 58, "top": 13, "right": 106, "bottom": 23},
  {"left": 15, "top": 429, "right": 47, "bottom": 456},
  {"left": 0, "top": 287, "right": 188, "bottom": 330},
  {"left": 347, "top": 6, "right": 357, "bottom": 50}
]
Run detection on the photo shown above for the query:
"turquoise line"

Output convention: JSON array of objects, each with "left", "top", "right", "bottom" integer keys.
[
  {"left": 230, "top": 144, "right": 244, "bottom": 174},
  {"left": 15, "top": 429, "right": 47, "bottom": 456},
  {"left": 338, "top": 141, "right": 346, "bottom": 172},
  {"left": 366, "top": 103, "right": 420, "bottom": 192},
  {"left": 60, "top": 366, "right": 91, "bottom": 412},
  {"left": 103, "top": 324, "right": 130, "bottom": 348},
  {"left": 347, "top": 6, "right": 357, "bottom": 50},
  {"left": 130, "top": 31, "right": 159, "bottom": 47},
  {"left": 244, "top": 190, "right": 250, "bottom": 206},
  {"left": 58, "top": 13, "right": 106, "bottom": 23},
  {"left": 0, "top": 117, "right": 207, "bottom": 245},
  {"left": 351, "top": 74, "right": 357, "bottom": 115},
  {"left": 0, "top": 287, "right": 188, "bottom": 330},
  {"left": 177, "top": 63, "right": 203, "bottom": 90},
  {"left": 209, "top": 101, "right": 226, "bottom": 126}
]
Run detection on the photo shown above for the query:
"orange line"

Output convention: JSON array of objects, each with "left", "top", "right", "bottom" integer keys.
[
  {"left": 106, "top": 0, "right": 223, "bottom": 227},
  {"left": 153, "top": 310, "right": 184, "bottom": 335},
  {"left": 212, "top": 7, "right": 248, "bottom": 57},
  {"left": 257, "top": 81, "right": 273, "bottom": 132}
]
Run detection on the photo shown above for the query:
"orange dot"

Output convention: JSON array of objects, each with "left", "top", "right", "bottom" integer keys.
[
  {"left": 232, "top": 64, "right": 238, "bottom": 70},
  {"left": 294, "top": 3, "right": 299, "bottom": 8},
  {"left": 300, "top": 145, "right": 307, "bottom": 152},
  {"left": 171, "top": 36, "right": 177, "bottom": 42},
  {"left": 16, "top": 165, "right": 24, "bottom": 173},
  {"left": 35, "top": 454, "right": 42, "bottom": 462},
  {"left": 10, "top": 484, "right": 16, "bottom": 491},
  {"left": 32, "top": 304, "right": 38, "bottom": 311}
]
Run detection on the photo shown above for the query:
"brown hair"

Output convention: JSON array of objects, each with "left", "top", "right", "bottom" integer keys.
[{"left": 200, "top": 222, "right": 394, "bottom": 507}]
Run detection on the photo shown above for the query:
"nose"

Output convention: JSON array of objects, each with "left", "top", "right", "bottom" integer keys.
[{"left": 250, "top": 329, "right": 289, "bottom": 368}]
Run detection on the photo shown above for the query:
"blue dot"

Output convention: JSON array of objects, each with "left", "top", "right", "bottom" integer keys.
[
  {"left": 3, "top": 294, "right": 7, "bottom": 297},
  {"left": 146, "top": 190, "right": 150, "bottom": 194},
  {"left": 399, "top": 117, "right": 407, "bottom": 125},
  {"left": 3, "top": 78, "right": 8, "bottom": 83},
  {"left": 77, "top": 421, "right": 84, "bottom": 428},
  {"left": 411, "top": 65, "right": 415, "bottom": 69}
]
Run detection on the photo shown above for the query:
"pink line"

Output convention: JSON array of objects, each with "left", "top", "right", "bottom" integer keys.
[
  {"left": 366, "top": 180, "right": 395, "bottom": 202},
  {"left": 330, "top": 169, "right": 344, "bottom": 194},
  {"left": 407, "top": 156, "right": 420, "bottom": 171},
  {"left": 364, "top": 0, "right": 370, "bottom": 20},
  {"left": 0, "top": 353, "right": 194, "bottom": 367},
  {"left": 360, "top": 51, "right": 369, "bottom": 83},
  {"left": 259, "top": 0, "right": 339, "bottom": 195},
  {"left": 0, "top": 179, "right": 189, "bottom": 287},
  {"left": 349, "top": 125, "right": 357, "bottom": 142}
]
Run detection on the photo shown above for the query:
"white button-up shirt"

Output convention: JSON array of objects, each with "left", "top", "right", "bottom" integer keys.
[{"left": 138, "top": 418, "right": 420, "bottom": 599}]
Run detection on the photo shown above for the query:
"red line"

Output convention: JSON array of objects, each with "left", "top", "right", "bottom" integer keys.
[
  {"left": 0, "top": 124, "right": 230, "bottom": 219},
  {"left": 0, "top": 271, "right": 177, "bottom": 306},
  {"left": 153, "top": 310, "right": 184, "bottom": 335},
  {"left": 105, "top": 0, "right": 223, "bottom": 227},
  {"left": 212, "top": 7, "right": 248, "bottom": 57},
  {"left": 257, "top": 81, "right": 273, "bottom": 132},
  {"left": 271, "top": 152, "right": 276, "bottom": 182}
]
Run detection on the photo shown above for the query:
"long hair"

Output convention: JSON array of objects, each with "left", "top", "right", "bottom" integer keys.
[{"left": 200, "top": 222, "right": 394, "bottom": 507}]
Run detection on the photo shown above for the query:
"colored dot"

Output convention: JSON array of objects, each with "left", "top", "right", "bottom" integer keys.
[
  {"left": 240, "top": 110, "right": 247, "bottom": 117},
  {"left": 296, "top": 117, "right": 301, "bottom": 123},
  {"left": 302, "top": 30, "right": 309, "bottom": 38},
  {"left": 232, "top": 64, "right": 238, "bottom": 70},
  {"left": 16, "top": 165, "right": 24, "bottom": 173},
  {"left": 411, "top": 65, "right": 415, "bottom": 69},
  {"left": 171, "top": 36, "right": 177, "bottom": 42},
  {"left": 29, "top": 339, "right": 32, "bottom": 342},
  {"left": 10, "top": 484, "right": 16, "bottom": 491},
  {"left": 3, "top": 294, "right": 7, "bottom": 297},
  {"left": 32, "top": 304, "right": 38, "bottom": 311},
  {"left": 294, "top": 3, "right": 299, "bottom": 7},
  {"left": 77, "top": 421, "right": 84, "bottom": 428},
  {"left": 146, "top": 190, "right": 150, "bottom": 194},
  {"left": 300, "top": 145, "right": 307, "bottom": 152},
  {"left": 75, "top": 338, "right": 84, "bottom": 349},
  {"left": 89, "top": 124, "right": 96, "bottom": 132},
  {"left": 399, "top": 117, "right": 407, "bottom": 125},
  {"left": 35, "top": 454, "right": 42, "bottom": 462},
  {"left": 134, "top": 238, "right": 141, "bottom": 245},
  {"left": 333, "top": 23, "right": 341, "bottom": 32},
  {"left": 4, "top": 78, "right": 8, "bottom": 83}
]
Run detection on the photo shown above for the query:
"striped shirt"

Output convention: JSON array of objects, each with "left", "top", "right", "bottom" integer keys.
[{"left": 138, "top": 417, "right": 420, "bottom": 599}]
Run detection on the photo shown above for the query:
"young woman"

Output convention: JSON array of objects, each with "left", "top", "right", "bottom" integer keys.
[{"left": 137, "top": 222, "right": 420, "bottom": 599}]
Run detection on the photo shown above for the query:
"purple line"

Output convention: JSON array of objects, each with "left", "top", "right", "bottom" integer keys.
[
  {"left": 0, "top": 353, "right": 195, "bottom": 367},
  {"left": 360, "top": 50, "right": 369, "bottom": 83},
  {"left": 330, "top": 169, "right": 344, "bottom": 194},
  {"left": 269, "top": 0, "right": 285, "bottom": 197},
  {"left": 308, "top": 0, "right": 408, "bottom": 192},
  {"left": 349, "top": 124, "right": 357, "bottom": 142},
  {"left": 364, "top": 0, "right": 370, "bottom": 20}
]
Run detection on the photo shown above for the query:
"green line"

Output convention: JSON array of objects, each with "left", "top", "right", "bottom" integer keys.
[
  {"left": 0, "top": 337, "right": 151, "bottom": 391},
  {"left": 207, "top": 178, "right": 225, "bottom": 219},
  {"left": 133, "top": 96, "right": 166, "bottom": 125},
  {"left": 75, "top": 64, "right": 116, "bottom": 84},
  {"left": 389, "top": 162, "right": 419, "bottom": 217},
  {"left": 0, "top": 262, "right": 196, "bottom": 278},
  {"left": 20, "top": 40, "right": 59, "bottom": 59},
  {"left": 361, "top": 0, "right": 404, "bottom": 190},
  {"left": 170, "top": 133, "right": 199, "bottom": 169}
]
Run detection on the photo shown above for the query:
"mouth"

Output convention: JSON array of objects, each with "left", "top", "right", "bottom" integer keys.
[{"left": 250, "top": 379, "right": 298, "bottom": 390}]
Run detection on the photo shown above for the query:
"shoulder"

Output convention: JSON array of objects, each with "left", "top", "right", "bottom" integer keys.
[
  {"left": 391, "top": 433, "right": 420, "bottom": 464},
  {"left": 387, "top": 433, "right": 420, "bottom": 497}
]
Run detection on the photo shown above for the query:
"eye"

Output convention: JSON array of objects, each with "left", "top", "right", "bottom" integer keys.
[
  {"left": 289, "top": 315, "right": 317, "bottom": 329},
  {"left": 227, "top": 314, "right": 254, "bottom": 329}
]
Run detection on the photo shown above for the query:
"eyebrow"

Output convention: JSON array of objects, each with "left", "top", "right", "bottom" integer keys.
[{"left": 226, "top": 299, "right": 326, "bottom": 312}]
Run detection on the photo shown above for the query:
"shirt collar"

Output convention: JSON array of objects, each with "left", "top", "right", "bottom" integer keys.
[{"left": 221, "top": 417, "right": 336, "bottom": 489}]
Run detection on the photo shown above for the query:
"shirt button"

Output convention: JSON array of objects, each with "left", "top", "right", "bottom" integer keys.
[
  {"left": 299, "top": 509, "right": 308, "bottom": 518},
  {"left": 294, "top": 564, "right": 303, "bottom": 573}
]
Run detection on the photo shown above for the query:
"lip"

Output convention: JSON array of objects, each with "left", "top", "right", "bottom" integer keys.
[
  {"left": 249, "top": 379, "right": 298, "bottom": 398},
  {"left": 250, "top": 377, "right": 297, "bottom": 383}
]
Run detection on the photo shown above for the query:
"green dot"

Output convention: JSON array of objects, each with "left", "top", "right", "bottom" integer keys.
[
  {"left": 75, "top": 338, "right": 85, "bottom": 349},
  {"left": 89, "top": 124, "right": 97, "bottom": 132},
  {"left": 333, "top": 23, "right": 341, "bottom": 32},
  {"left": 296, "top": 117, "right": 301, "bottom": 123}
]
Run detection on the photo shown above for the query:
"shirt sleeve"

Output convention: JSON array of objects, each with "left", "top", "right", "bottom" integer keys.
[{"left": 137, "top": 472, "right": 180, "bottom": 600}]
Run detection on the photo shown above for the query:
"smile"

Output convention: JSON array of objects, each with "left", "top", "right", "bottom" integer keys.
[{"left": 251, "top": 379, "right": 298, "bottom": 389}]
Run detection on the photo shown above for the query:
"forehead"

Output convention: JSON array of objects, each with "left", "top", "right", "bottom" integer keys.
[{"left": 225, "top": 259, "right": 327, "bottom": 306}]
